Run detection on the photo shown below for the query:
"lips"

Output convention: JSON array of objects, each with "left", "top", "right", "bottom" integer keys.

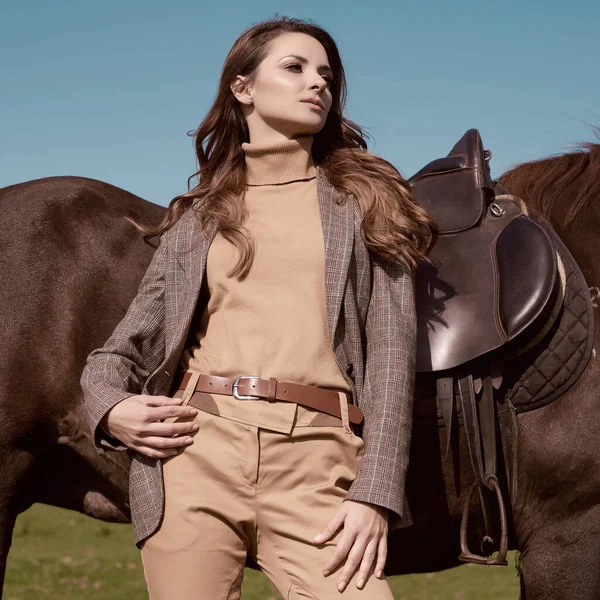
[{"left": 303, "top": 98, "right": 324, "bottom": 110}]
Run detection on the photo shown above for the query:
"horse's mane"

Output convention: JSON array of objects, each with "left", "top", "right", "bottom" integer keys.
[{"left": 499, "top": 130, "right": 600, "bottom": 227}]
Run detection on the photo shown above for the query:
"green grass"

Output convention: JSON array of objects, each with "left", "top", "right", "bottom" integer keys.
[{"left": 5, "top": 504, "right": 520, "bottom": 599}]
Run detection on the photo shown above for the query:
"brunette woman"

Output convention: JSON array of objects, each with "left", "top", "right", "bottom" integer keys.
[{"left": 80, "top": 15, "right": 436, "bottom": 600}]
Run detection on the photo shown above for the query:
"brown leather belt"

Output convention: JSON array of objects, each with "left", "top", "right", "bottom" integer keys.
[{"left": 175, "top": 372, "right": 364, "bottom": 425}]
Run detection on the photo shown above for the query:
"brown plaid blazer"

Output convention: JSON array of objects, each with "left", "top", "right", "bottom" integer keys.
[{"left": 80, "top": 167, "right": 417, "bottom": 548}]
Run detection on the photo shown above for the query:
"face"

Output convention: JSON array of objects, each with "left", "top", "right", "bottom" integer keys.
[{"left": 232, "top": 32, "right": 334, "bottom": 144}]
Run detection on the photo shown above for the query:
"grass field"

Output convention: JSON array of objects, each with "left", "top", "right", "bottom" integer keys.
[{"left": 5, "top": 504, "right": 520, "bottom": 599}]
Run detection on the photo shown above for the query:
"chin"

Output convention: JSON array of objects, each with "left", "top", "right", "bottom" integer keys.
[
  {"left": 267, "top": 114, "right": 326, "bottom": 137},
  {"left": 290, "top": 120, "right": 325, "bottom": 136}
]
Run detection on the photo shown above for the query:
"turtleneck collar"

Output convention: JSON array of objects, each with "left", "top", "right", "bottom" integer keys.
[{"left": 241, "top": 135, "right": 316, "bottom": 186}]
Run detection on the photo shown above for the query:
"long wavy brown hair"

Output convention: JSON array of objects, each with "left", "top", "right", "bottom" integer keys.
[{"left": 129, "top": 16, "right": 438, "bottom": 278}]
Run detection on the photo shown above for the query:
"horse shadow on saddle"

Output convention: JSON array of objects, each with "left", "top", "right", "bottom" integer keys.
[{"left": 409, "top": 129, "right": 595, "bottom": 565}]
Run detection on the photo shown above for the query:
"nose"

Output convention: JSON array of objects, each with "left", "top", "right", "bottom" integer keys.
[{"left": 309, "top": 73, "right": 328, "bottom": 93}]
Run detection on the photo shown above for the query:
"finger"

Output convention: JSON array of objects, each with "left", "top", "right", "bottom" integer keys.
[
  {"left": 322, "top": 529, "right": 357, "bottom": 576},
  {"left": 355, "top": 537, "right": 379, "bottom": 589},
  {"left": 375, "top": 535, "right": 387, "bottom": 578},
  {"left": 142, "top": 420, "right": 200, "bottom": 437},
  {"left": 335, "top": 535, "right": 369, "bottom": 592},
  {"left": 149, "top": 404, "right": 199, "bottom": 422},
  {"left": 132, "top": 444, "right": 183, "bottom": 459},
  {"left": 144, "top": 395, "right": 186, "bottom": 407},
  {"left": 134, "top": 434, "right": 195, "bottom": 451},
  {"left": 314, "top": 506, "right": 346, "bottom": 544}
]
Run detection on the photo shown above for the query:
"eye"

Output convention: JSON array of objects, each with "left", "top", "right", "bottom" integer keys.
[{"left": 285, "top": 63, "right": 333, "bottom": 87}]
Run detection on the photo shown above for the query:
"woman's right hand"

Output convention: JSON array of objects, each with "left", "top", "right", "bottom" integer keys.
[{"left": 99, "top": 394, "right": 199, "bottom": 458}]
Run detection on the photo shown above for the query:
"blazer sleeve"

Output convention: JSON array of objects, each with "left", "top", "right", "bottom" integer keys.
[
  {"left": 343, "top": 252, "right": 417, "bottom": 530},
  {"left": 80, "top": 232, "right": 169, "bottom": 455}
]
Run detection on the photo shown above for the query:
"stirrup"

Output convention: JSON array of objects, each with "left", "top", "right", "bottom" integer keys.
[{"left": 458, "top": 478, "right": 509, "bottom": 566}]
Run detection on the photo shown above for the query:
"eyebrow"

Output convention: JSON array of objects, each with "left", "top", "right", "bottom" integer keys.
[{"left": 280, "top": 55, "right": 333, "bottom": 76}]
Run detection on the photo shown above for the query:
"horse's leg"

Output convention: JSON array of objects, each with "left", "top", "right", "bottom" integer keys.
[
  {"left": 0, "top": 503, "right": 18, "bottom": 600},
  {"left": 0, "top": 447, "right": 37, "bottom": 600},
  {"left": 34, "top": 440, "right": 131, "bottom": 522},
  {"left": 513, "top": 357, "right": 600, "bottom": 599},
  {"left": 0, "top": 427, "right": 130, "bottom": 599}
]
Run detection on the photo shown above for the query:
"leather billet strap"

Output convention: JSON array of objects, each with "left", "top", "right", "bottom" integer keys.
[
  {"left": 175, "top": 371, "right": 364, "bottom": 425},
  {"left": 457, "top": 371, "right": 497, "bottom": 489}
]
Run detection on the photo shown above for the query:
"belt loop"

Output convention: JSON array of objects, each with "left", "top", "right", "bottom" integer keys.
[
  {"left": 338, "top": 391, "right": 352, "bottom": 433},
  {"left": 181, "top": 371, "right": 201, "bottom": 407}
]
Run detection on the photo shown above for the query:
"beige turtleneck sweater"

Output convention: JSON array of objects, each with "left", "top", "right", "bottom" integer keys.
[{"left": 178, "top": 135, "right": 352, "bottom": 433}]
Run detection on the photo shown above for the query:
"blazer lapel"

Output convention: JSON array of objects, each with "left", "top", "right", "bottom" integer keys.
[
  {"left": 166, "top": 166, "right": 354, "bottom": 358},
  {"left": 315, "top": 166, "right": 355, "bottom": 346}
]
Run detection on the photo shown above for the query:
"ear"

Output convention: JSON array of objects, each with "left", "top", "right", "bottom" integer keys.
[{"left": 231, "top": 75, "right": 252, "bottom": 104}]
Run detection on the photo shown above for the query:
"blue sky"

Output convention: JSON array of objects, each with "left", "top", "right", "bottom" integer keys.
[{"left": 1, "top": 0, "right": 598, "bottom": 206}]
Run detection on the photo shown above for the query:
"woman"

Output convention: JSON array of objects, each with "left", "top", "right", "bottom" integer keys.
[{"left": 80, "top": 15, "right": 436, "bottom": 599}]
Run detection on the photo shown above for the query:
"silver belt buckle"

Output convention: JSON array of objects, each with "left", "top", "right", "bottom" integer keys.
[{"left": 232, "top": 375, "right": 262, "bottom": 400}]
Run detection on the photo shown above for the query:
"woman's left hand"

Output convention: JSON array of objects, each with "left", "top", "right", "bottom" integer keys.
[{"left": 313, "top": 499, "right": 388, "bottom": 592}]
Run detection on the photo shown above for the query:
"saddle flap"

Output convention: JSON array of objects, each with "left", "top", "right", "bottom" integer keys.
[
  {"left": 494, "top": 215, "right": 558, "bottom": 340},
  {"left": 409, "top": 129, "right": 493, "bottom": 234},
  {"left": 415, "top": 206, "right": 560, "bottom": 372}
]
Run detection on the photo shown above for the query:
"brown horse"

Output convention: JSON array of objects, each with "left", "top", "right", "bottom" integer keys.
[{"left": 0, "top": 138, "right": 598, "bottom": 599}]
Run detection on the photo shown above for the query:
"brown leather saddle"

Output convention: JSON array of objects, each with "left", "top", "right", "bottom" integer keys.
[
  {"left": 411, "top": 129, "right": 559, "bottom": 373},
  {"left": 408, "top": 129, "right": 561, "bottom": 565}
]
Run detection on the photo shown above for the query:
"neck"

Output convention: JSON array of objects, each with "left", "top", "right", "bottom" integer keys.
[{"left": 242, "top": 135, "right": 316, "bottom": 186}]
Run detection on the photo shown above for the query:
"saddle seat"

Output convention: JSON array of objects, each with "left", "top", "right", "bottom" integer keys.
[{"left": 409, "top": 129, "right": 559, "bottom": 373}]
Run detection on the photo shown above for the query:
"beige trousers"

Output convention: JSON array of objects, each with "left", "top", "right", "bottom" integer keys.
[{"left": 140, "top": 386, "right": 395, "bottom": 599}]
